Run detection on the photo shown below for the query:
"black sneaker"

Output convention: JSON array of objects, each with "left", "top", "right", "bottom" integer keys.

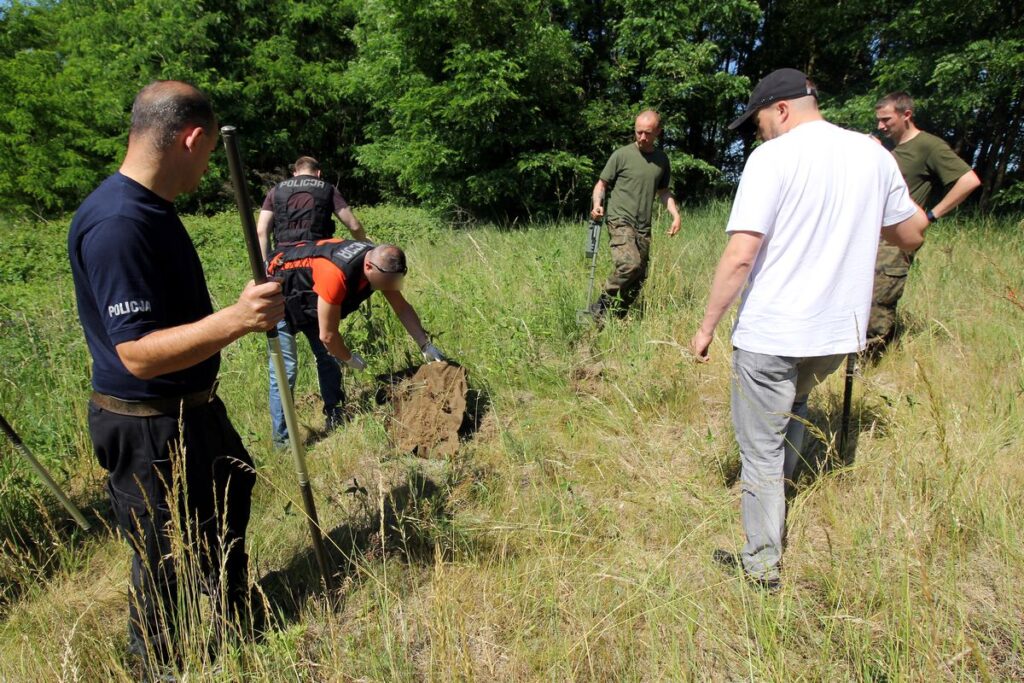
[{"left": 712, "top": 548, "right": 781, "bottom": 593}]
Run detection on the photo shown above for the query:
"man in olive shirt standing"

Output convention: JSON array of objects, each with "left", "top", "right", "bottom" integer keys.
[
  {"left": 590, "top": 110, "right": 681, "bottom": 318},
  {"left": 869, "top": 92, "right": 981, "bottom": 345}
]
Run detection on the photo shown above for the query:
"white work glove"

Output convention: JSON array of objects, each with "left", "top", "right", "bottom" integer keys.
[
  {"left": 421, "top": 343, "right": 446, "bottom": 362},
  {"left": 344, "top": 351, "right": 367, "bottom": 371}
]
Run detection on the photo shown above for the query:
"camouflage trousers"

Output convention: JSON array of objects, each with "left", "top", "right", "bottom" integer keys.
[
  {"left": 601, "top": 220, "right": 652, "bottom": 311},
  {"left": 868, "top": 242, "right": 916, "bottom": 341}
]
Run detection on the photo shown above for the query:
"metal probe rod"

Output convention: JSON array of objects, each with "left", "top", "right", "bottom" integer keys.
[
  {"left": 220, "top": 125, "right": 334, "bottom": 590},
  {"left": 0, "top": 413, "right": 91, "bottom": 531}
]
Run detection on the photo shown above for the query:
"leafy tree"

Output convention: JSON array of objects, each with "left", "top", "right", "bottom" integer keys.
[
  {"left": 0, "top": 1, "right": 120, "bottom": 213},
  {"left": 593, "top": 0, "right": 760, "bottom": 192},
  {"left": 746, "top": 0, "right": 1023, "bottom": 210},
  {"left": 0, "top": 0, "right": 1019, "bottom": 216},
  {"left": 345, "top": 0, "right": 591, "bottom": 218},
  {"left": 0, "top": 0, "right": 367, "bottom": 214},
  {"left": 872, "top": 0, "right": 1024, "bottom": 209}
]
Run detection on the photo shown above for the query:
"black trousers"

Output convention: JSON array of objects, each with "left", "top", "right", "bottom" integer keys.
[{"left": 88, "top": 396, "right": 256, "bottom": 662}]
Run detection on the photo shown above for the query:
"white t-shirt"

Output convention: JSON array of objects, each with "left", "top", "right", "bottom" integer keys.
[{"left": 727, "top": 120, "right": 917, "bottom": 356}]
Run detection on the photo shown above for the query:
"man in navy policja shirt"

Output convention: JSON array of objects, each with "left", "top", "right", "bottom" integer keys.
[{"left": 68, "top": 81, "right": 283, "bottom": 671}]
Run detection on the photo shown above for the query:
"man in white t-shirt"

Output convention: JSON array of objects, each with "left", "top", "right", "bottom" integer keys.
[{"left": 690, "top": 68, "right": 928, "bottom": 590}]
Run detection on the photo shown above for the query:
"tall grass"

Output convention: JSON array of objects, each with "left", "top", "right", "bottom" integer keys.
[{"left": 1, "top": 205, "right": 1022, "bottom": 680}]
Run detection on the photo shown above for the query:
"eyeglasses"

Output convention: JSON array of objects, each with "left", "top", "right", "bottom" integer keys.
[{"left": 368, "top": 261, "right": 408, "bottom": 276}]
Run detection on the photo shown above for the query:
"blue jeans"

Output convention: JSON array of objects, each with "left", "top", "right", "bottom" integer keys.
[{"left": 268, "top": 319, "right": 344, "bottom": 443}]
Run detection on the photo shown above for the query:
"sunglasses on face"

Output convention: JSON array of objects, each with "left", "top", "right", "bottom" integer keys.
[{"left": 368, "top": 260, "right": 408, "bottom": 276}]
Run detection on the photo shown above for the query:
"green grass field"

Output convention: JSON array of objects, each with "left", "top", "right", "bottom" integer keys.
[{"left": 1, "top": 205, "right": 1023, "bottom": 681}]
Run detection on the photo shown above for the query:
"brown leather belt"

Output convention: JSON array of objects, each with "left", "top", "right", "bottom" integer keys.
[{"left": 90, "top": 382, "right": 219, "bottom": 417}]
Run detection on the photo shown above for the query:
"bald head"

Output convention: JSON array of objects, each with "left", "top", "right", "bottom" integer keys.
[
  {"left": 636, "top": 110, "right": 661, "bottom": 130},
  {"left": 787, "top": 93, "right": 819, "bottom": 114},
  {"left": 364, "top": 244, "right": 408, "bottom": 291},
  {"left": 370, "top": 244, "right": 407, "bottom": 273},
  {"left": 634, "top": 109, "right": 662, "bottom": 153},
  {"left": 754, "top": 84, "right": 823, "bottom": 142},
  {"left": 130, "top": 80, "right": 216, "bottom": 150}
]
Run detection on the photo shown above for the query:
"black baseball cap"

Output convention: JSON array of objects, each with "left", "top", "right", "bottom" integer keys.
[{"left": 728, "top": 68, "right": 818, "bottom": 131}]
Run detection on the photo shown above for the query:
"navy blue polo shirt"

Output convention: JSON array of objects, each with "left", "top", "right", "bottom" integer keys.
[{"left": 68, "top": 173, "right": 219, "bottom": 399}]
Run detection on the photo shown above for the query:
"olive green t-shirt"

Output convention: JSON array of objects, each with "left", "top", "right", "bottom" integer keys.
[
  {"left": 892, "top": 131, "right": 972, "bottom": 208},
  {"left": 600, "top": 143, "right": 671, "bottom": 231}
]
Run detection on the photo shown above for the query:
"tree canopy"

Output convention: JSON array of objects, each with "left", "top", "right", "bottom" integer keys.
[{"left": 1, "top": 0, "right": 1020, "bottom": 217}]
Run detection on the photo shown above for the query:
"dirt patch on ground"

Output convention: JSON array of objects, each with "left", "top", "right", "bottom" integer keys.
[{"left": 391, "top": 362, "right": 468, "bottom": 457}]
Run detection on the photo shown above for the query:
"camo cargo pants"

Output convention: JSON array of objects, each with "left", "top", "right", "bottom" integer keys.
[
  {"left": 601, "top": 220, "right": 651, "bottom": 311},
  {"left": 868, "top": 242, "right": 915, "bottom": 341}
]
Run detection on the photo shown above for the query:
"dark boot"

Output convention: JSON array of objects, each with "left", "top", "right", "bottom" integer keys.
[
  {"left": 589, "top": 293, "right": 612, "bottom": 320},
  {"left": 324, "top": 406, "right": 346, "bottom": 433}
]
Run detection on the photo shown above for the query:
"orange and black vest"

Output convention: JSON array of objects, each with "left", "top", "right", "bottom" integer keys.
[
  {"left": 267, "top": 240, "right": 375, "bottom": 329},
  {"left": 271, "top": 175, "right": 335, "bottom": 244}
]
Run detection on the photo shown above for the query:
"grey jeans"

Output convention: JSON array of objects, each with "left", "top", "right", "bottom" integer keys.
[{"left": 731, "top": 348, "right": 846, "bottom": 580}]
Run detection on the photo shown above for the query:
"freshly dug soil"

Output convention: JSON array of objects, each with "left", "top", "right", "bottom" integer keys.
[{"left": 390, "top": 362, "right": 468, "bottom": 457}]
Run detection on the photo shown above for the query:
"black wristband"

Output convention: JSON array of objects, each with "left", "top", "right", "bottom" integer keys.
[{"left": 926, "top": 209, "right": 938, "bottom": 223}]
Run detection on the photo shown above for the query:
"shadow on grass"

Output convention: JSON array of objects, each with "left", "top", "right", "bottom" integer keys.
[
  {"left": 257, "top": 362, "right": 491, "bottom": 623},
  {"left": 0, "top": 490, "right": 115, "bottom": 615},
  {"left": 789, "top": 395, "right": 893, "bottom": 494},
  {"left": 256, "top": 469, "right": 448, "bottom": 624},
  {"left": 719, "top": 388, "right": 893, "bottom": 494}
]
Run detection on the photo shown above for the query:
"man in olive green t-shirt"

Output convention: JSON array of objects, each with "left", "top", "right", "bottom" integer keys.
[
  {"left": 589, "top": 110, "right": 681, "bottom": 318},
  {"left": 868, "top": 91, "right": 981, "bottom": 346}
]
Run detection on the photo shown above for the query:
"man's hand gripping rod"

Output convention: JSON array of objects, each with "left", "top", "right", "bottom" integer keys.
[
  {"left": 221, "top": 126, "right": 334, "bottom": 591},
  {"left": 578, "top": 192, "right": 605, "bottom": 322}
]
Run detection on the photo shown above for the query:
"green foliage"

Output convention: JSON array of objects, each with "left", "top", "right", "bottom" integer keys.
[
  {"left": 0, "top": 0, "right": 366, "bottom": 214},
  {"left": 346, "top": 0, "right": 589, "bottom": 217},
  {"left": 600, "top": 0, "right": 759, "bottom": 187},
  {"left": 991, "top": 180, "right": 1024, "bottom": 212},
  {"left": 356, "top": 204, "right": 447, "bottom": 246},
  {"left": 0, "top": 1, "right": 118, "bottom": 212},
  {"left": 867, "top": 0, "right": 1023, "bottom": 207},
  {"left": 0, "top": 0, "right": 1021, "bottom": 216}
]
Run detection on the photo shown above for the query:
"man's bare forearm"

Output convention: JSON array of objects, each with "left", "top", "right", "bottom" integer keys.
[
  {"left": 591, "top": 180, "right": 607, "bottom": 215},
  {"left": 699, "top": 257, "right": 752, "bottom": 334},
  {"left": 698, "top": 232, "right": 763, "bottom": 334},
  {"left": 660, "top": 192, "right": 679, "bottom": 218},
  {"left": 257, "top": 210, "right": 274, "bottom": 261},
  {"left": 881, "top": 207, "right": 929, "bottom": 251},
  {"left": 117, "top": 308, "right": 247, "bottom": 380},
  {"left": 384, "top": 290, "right": 429, "bottom": 348},
  {"left": 116, "top": 280, "right": 283, "bottom": 380},
  {"left": 337, "top": 208, "right": 368, "bottom": 241},
  {"left": 320, "top": 328, "right": 351, "bottom": 361},
  {"left": 932, "top": 170, "right": 981, "bottom": 218},
  {"left": 317, "top": 298, "right": 351, "bottom": 360}
]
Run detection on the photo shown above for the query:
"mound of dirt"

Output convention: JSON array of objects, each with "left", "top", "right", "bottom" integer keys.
[{"left": 390, "top": 362, "right": 468, "bottom": 458}]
